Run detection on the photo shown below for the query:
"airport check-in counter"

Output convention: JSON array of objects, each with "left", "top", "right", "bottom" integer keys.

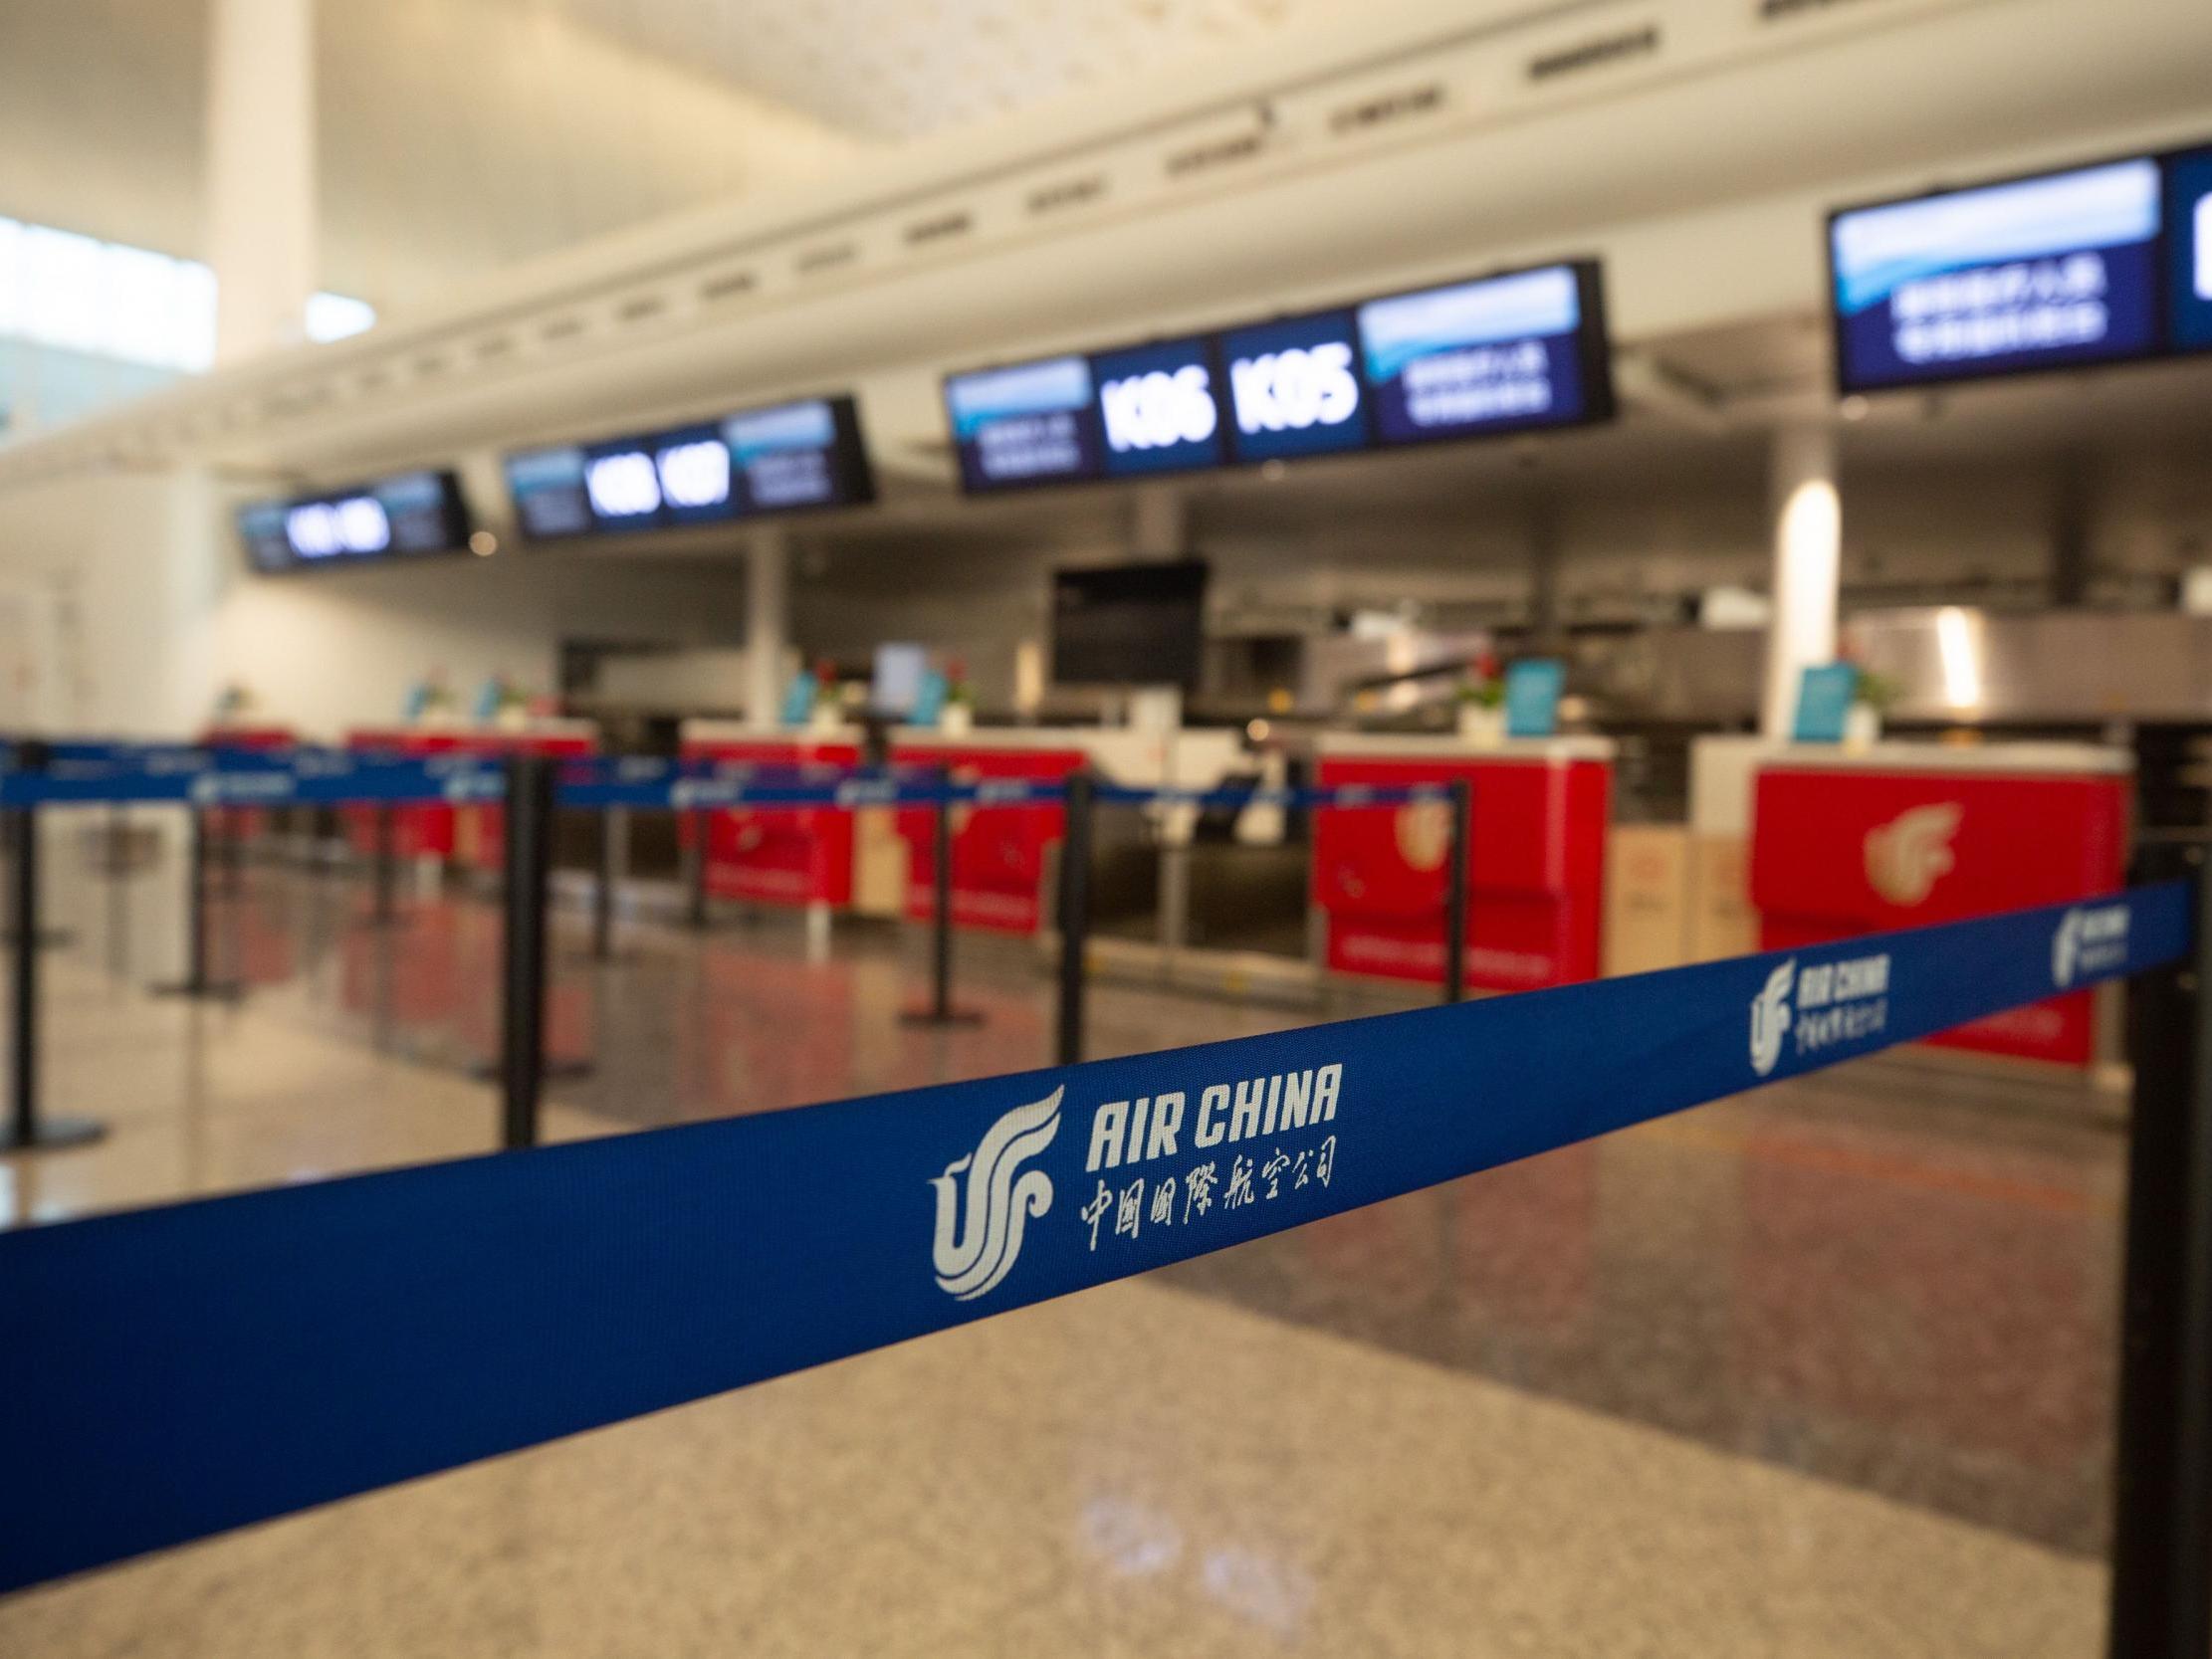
[
  {"left": 1694, "top": 737, "right": 2131, "bottom": 1069},
  {"left": 342, "top": 719, "right": 599, "bottom": 872},
  {"left": 677, "top": 722, "right": 1244, "bottom": 934},
  {"left": 677, "top": 725, "right": 879, "bottom": 913},
  {"left": 1313, "top": 734, "right": 1614, "bottom": 992},
  {"left": 891, "top": 726, "right": 1242, "bottom": 935}
]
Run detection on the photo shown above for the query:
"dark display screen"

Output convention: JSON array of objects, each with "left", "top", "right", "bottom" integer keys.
[
  {"left": 1050, "top": 559, "right": 1208, "bottom": 689},
  {"left": 946, "top": 259, "right": 1614, "bottom": 494},
  {"left": 237, "top": 470, "right": 472, "bottom": 574},
  {"left": 505, "top": 395, "right": 874, "bottom": 539}
]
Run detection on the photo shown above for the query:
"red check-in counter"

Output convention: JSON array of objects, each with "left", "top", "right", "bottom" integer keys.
[
  {"left": 1748, "top": 743, "right": 2129, "bottom": 1067},
  {"left": 342, "top": 720, "right": 598, "bottom": 872},
  {"left": 678, "top": 724, "right": 864, "bottom": 909},
  {"left": 887, "top": 726, "right": 1243, "bottom": 935},
  {"left": 1314, "top": 735, "right": 1614, "bottom": 992}
]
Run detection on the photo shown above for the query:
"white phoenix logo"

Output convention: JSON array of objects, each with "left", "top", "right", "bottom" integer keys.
[
  {"left": 930, "top": 1088, "right": 1062, "bottom": 1301},
  {"left": 1749, "top": 958, "right": 1796, "bottom": 1078},
  {"left": 2052, "top": 909, "right": 2085, "bottom": 989},
  {"left": 1863, "top": 803, "right": 1962, "bottom": 907}
]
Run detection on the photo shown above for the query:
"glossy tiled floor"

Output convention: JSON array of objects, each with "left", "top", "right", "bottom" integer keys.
[{"left": 0, "top": 836, "right": 2128, "bottom": 1654}]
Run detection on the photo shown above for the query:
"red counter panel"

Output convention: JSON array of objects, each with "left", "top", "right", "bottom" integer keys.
[
  {"left": 679, "top": 736, "right": 860, "bottom": 909},
  {"left": 1750, "top": 764, "right": 2129, "bottom": 1066},
  {"left": 892, "top": 743, "right": 1084, "bottom": 934},
  {"left": 1314, "top": 754, "right": 1611, "bottom": 991}
]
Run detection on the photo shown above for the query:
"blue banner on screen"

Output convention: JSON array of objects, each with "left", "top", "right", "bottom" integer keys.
[
  {"left": 505, "top": 396, "right": 874, "bottom": 538},
  {"left": 1830, "top": 159, "right": 2162, "bottom": 392},
  {"left": 1358, "top": 265, "right": 1602, "bottom": 443},
  {"left": 237, "top": 470, "right": 473, "bottom": 574},
  {"left": 1094, "top": 337, "right": 1225, "bottom": 478},
  {"left": 1221, "top": 310, "right": 1368, "bottom": 462},
  {"left": 946, "top": 356, "right": 1099, "bottom": 490},
  {"left": 0, "top": 883, "right": 2185, "bottom": 1593},
  {"left": 2167, "top": 145, "right": 2212, "bottom": 353}
]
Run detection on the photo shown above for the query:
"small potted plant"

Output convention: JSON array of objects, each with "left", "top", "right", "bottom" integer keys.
[
  {"left": 1456, "top": 652, "right": 1506, "bottom": 746},
  {"left": 807, "top": 659, "right": 842, "bottom": 732},
  {"left": 942, "top": 657, "right": 975, "bottom": 736}
]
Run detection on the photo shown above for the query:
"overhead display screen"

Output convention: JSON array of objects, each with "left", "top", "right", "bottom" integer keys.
[
  {"left": 2167, "top": 145, "right": 2212, "bottom": 353},
  {"left": 1092, "top": 337, "right": 1223, "bottom": 478},
  {"left": 944, "top": 259, "right": 1614, "bottom": 495},
  {"left": 1356, "top": 264, "right": 1608, "bottom": 444},
  {"left": 945, "top": 357, "right": 1098, "bottom": 491},
  {"left": 1220, "top": 310, "right": 1368, "bottom": 463},
  {"left": 237, "top": 471, "right": 473, "bottom": 575},
  {"left": 504, "top": 394, "right": 874, "bottom": 539},
  {"left": 1830, "top": 160, "right": 2161, "bottom": 392}
]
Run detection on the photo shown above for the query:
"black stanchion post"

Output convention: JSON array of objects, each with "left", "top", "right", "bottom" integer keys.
[
  {"left": 2108, "top": 845, "right": 2212, "bottom": 1658},
  {"left": 1442, "top": 779, "right": 1471, "bottom": 1006},
  {"left": 591, "top": 806, "right": 617, "bottom": 961},
  {"left": 903, "top": 764, "right": 981, "bottom": 1028},
  {"left": 498, "top": 754, "right": 555, "bottom": 1150},
  {"left": 369, "top": 803, "right": 398, "bottom": 928},
  {"left": 1056, "top": 770, "right": 1093, "bottom": 1068},
  {"left": 154, "top": 803, "right": 242, "bottom": 1001},
  {"left": 685, "top": 806, "right": 710, "bottom": 931},
  {"left": 4, "top": 740, "right": 103, "bottom": 1150}
]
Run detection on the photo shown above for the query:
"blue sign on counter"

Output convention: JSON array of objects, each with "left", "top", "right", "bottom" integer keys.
[
  {"left": 1792, "top": 663, "right": 1862, "bottom": 743},
  {"left": 1503, "top": 660, "right": 1565, "bottom": 738}
]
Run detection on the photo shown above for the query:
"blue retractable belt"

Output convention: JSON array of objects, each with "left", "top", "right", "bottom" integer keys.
[{"left": 0, "top": 883, "right": 2189, "bottom": 1593}]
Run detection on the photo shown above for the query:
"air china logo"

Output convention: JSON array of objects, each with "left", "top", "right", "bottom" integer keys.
[
  {"left": 930, "top": 1088, "right": 1062, "bottom": 1301},
  {"left": 1749, "top": 951, "right": 1890, "bottom": 1078},
  {"left": 1863, "top": 803, "right": 1962, "bottom": 906},
  {"left": 1394, "top": 799, "right": 1451, "bottom": 872},
  {"left": 2053, "top": 902, "right": 2130, "bottom": 988},
  {"left": 1749, "top": 959, "right": 1795, "bottom": 1077}
]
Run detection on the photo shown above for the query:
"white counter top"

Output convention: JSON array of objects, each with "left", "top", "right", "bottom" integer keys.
[{"left": 1755, "top": 740, "right": 2131, "bottom": 776}]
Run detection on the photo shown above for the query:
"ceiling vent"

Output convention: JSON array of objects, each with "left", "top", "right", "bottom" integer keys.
[
  {"left": 1759, "top": 0, "right": 1883, "bottom": 19},
  {"left": 614, "top": 295, "right": 666, "bottom": 324},
  {"left": 699, "top": 270, "right": 757, "bottom": 304},
  {"left": 1328, "top": 81, "right": 1445, "bottom": 136},
  {"left": 903, "top": 209, "right": 974, "bottom": 247},
  {"left": 1026, "top": 174, "right": 1107, "bottom": 216},
  {"left": 795, "top": 241, "right": 859, "bottom": 276},
  {"left": 1166, "top": 126, "right": 1267, "bottom": 178},
  {"left": 1527, "top": 23, "right": 1661, "bottom": 84}
]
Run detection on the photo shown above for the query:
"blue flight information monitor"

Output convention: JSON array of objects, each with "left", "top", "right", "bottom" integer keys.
[
  {"left": 1220, "top": 310, "right": 1367, "bottom": 463},
  {"left": 238, "top": 471, "right": 473, "bottom": 574},
  {"left": 945, "top": 356, "right": 1099, "bottom": 491},
  {"left": 2167, "top": 145, "right": 2212, "bottom": 353},
  {"left": 946, "top": 258, "right": 1615, "bottom": 494},
  {"left": 1093, "top": 337, "right": 1224, "bottom": 478},
  {"left": 1356, "top": 264, "right": 1603, "bottom": 444},
  {"left": 505, "top": 394, "right": 874, "bottom": 538},
  {"left": 1830, "top": 159, "right": 2163, "bottom": 392}
]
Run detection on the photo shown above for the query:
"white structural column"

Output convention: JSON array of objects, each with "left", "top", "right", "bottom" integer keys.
[
  {"left": 747, "top": 528, "right": 791, "bottom": 725},
  {"left": 1761, "top": 423, "right": 1843, "bottom": 737},
  {"left": 205, "top": 0, "right": 317, "bottom": 362}
]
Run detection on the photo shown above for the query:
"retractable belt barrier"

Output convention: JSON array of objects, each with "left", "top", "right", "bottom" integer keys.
[
  {"left": 0, "top": 881, "right": 2188, "bottom": 1595},
  {"left": 0, "top": 756, "right": 505, "bottom": 808}
]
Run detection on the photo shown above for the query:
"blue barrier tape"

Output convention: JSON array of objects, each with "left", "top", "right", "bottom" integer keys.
[
  {"left": 1092, "top": 781, "right": 1445, "bottom": 810},
  {"left": 0, "top": 758, "right": 506, "bottom": 808},
  {"left": 554, "top": 774, "right": 1069, "bottom": 810},
  {"left": 0, "top": 881, "right": 2185, "bottom": 1593}
]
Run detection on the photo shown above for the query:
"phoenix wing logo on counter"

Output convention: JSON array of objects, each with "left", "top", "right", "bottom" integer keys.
[
  {"left": 930, "top": 1088, "right": 1063, "bottom": 1301},
  {"left": 1749, "top": 958, "right": 1796, "bottom": 1078},
  {"left": 1863, "top": 803, "right": 1962, "bottom": 907}
]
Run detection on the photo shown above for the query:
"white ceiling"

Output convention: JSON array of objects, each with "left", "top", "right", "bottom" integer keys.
[
  {"left": 528, "top": 0, "right": 1323, "bottom": 140},
  {"left": 1, "top": 0, "right": 1350, "bottom": 312}
]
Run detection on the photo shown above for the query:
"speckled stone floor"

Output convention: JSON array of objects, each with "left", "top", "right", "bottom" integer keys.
[{"left": 0, "top": 841, "right": 2129, "bottom": 1653}]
